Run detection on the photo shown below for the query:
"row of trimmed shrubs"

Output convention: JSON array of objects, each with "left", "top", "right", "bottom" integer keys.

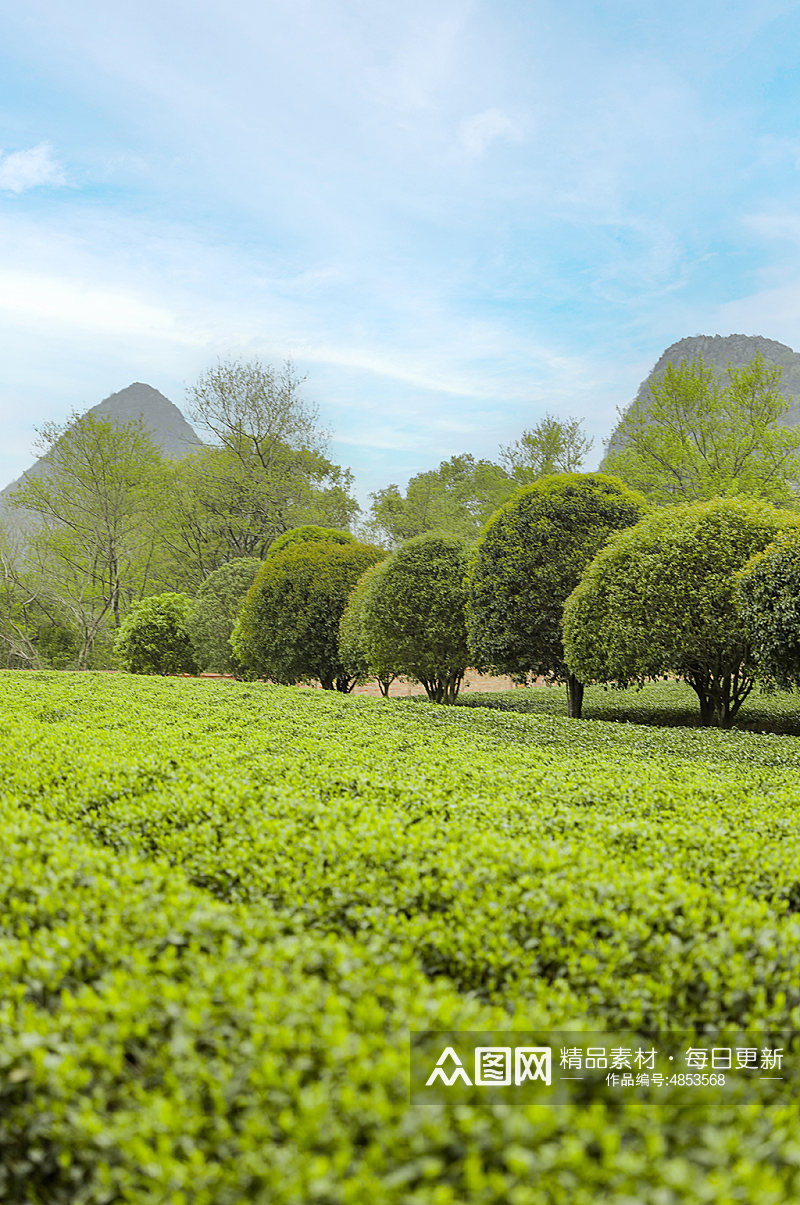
[{"left": 115, "top": 479, "right": 800, "bottom": 726}]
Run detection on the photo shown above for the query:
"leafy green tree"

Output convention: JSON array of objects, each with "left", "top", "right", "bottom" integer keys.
[
  {"left": 500, "top": 414, "right": 593, "bottom": 483},
  {"left": 604, "top": 352, "right": 800, "bottom": 504},
  {"left": 268, "top": 526, "right": 354, "bottom": 556},
  {"left": 0, "top": 524, "right": 88, "bottom": 669},
  {"left": 114, "top": 592, "right": 198, "bottom": 675},
  {"left": 160, "top": 444, "right": 358, "bottom": 588},
  {"left": 467, "top": 473, "right": 646, "bottom": 718},
  {"left": 0, "top": 527, "right": 46, "bottom": 667},
  {"left": 160, "top": 359, "right": 358, "bottom": 586},
  {"left": 9, "top": 412, "right": 167, "bottom": 667},
  {"left": 563, "top": 497, "right": 800, "bottom": 727},
  {"left": 338, "top": 561, "right": 396, "bottom": 696},
  {"left": 232, "top": 538, "right": 385, "bottom": 690},
  {"left": 360, "top": 533, "right": 470, "bottom": 704},
  {"left": 367, "top": 454, "right": 513, "bottom": 547},
  {"left": 187, "top": 557, "right": 262, "bottom": 674},
  {"left": 735, "top": 531, "right": 800, "bottom": 690}
]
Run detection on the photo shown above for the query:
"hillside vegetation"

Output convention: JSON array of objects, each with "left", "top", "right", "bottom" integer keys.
[{"left": 2, "top": 673, "right": 800, "bottom": 1202}]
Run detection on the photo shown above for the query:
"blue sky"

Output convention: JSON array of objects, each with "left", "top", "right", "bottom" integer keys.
[{"left": 3, "top": 0, "right": 800, "bottom": 508}]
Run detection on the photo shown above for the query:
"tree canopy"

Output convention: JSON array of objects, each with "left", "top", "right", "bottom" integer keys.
[
  {"left": 8, "top": 412, "right": 166, "bottom": 667},
  {"left": 736, "top": 531, "right": 800, "bottom": 691},
  {"left": 500, "top": 414, "right": 593, "bottom": 483},
  {"left": 160, "top": 359, "right": 358, "bottom": 586},
  {"left": 360, "top": 532, "right": 470, "bottom": 703},
  {"left": 563, "top": 496, "right": 800, "bottom": 727},
  {"left": 231, "top": 537, "right": 385, "bottom": 690},
  {"left": 367, "top": 454, "right": 514, "bottom": 547},
  {"left": 604, "top": 352, "right": 800, "bottom": 504},
  {"left": 466, "top": 473, "right": 646, "bottom": 717}
]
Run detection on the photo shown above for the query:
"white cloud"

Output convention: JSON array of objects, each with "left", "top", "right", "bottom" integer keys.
[
  {"left": 714, "top": 285, "right": 800, "bottom": 349},
  {"left": 458, "top": 107, "right": 525, "bottom": 157},
  {"left": 742, "top": 210, "right": 800, "bottom": 246},
  {"left": 0, "top": 269, "right": 194, "bottom": 343},
  {"left": 0, "top": 143, "right": 66, "bottom": 194}
]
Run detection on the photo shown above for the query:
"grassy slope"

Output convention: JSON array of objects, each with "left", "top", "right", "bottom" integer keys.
[{"left": 2, "top": 673, "right": 800, "bottom": 1202}]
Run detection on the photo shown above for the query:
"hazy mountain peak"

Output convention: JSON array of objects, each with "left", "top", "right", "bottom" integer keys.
[
  {"left": 0, "top": 382, "right": 201, "bottom": 506},
  {"left": 604, "top": 334, "right": 800, "bottom": 459},
  {"left": 87, "top": 382, "right": 201, "bottom": 458}
]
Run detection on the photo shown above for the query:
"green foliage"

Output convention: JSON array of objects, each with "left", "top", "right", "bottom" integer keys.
[
  {"left": 500, "top": 413, "right": 593, "bottom": 483},
  {"left": 338, "top": 561, "right": 395, "bottom": 694},
  {"left": 268, "top": 525, "right": 355, "bottom": 555},
  {"left": 458, "top": 676, "right": 800, "bottom": 733},
  {"left": 367, "top": 454, "right": 514, "bottom": 546},
  {"left": 8, "top": 412, "right": 167, "bottom": 667},
  {"left": 604, "top": 352, "right": 800, "bottom": 504},
  {"left": 232, "top": 539, "right": 385, "bottom": 689},
  {"left": 736, "top": 530, "right": 800, "bottom": 690},
  {"left": 113, "top": 592, "right": 198, "bottom": 675},
  {"left": 4, "top": 674, "right": 800, "bottom": 1199},
  {"left": 160, "top": 443, "right": 358, "bottom": 587},
  {"left": 187, "top": 557, "right": 262, "bottom": 674},
  {"left": 360, "top": 533, "right": 470, "bottom": 703},
  {"left": 35, "top": 619, "right": 79, "bottom": 670},
  {"left": 158, "top": 359, "right": 359, "bottom": 586},
  {"left": 0, "top": 530, "right": 48, "bottom": 667},
  {"left": 564, "top": 496, "right": 800, "bottom": 727},
  {"left": 466, "top": 473, "right": 646, "bottom": 716}
]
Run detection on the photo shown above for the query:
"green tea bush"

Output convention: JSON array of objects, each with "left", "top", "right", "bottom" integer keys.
[
  {"left": 6, "top": 675, "right": 800, "bottom": 1201},
  {"left": 360, "top": 532, "right": 470, "bottom": 703},
  {"left": 113, "top": 592, "right": 198, "bottom": 675},
  {"left": 563, "top": 497, "right": 800, "bottom": 727},
  {"left": 232, "top": 539, "right": 385, "bottom": 689},
  {"left": 466, "top": 473, "right": 645, "bottom": 717},
  {"left": 188, "top": 557, "right": 262, "bottom": 673}
]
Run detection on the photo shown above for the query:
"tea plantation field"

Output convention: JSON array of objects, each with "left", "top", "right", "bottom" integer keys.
[{"left": 3, "top": 672, "right": 800, "bottom": 1203}]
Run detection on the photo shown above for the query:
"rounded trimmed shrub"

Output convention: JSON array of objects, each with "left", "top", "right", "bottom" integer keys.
[
  {"left": 361, "top": 532, "right": 470, "bottom": 703},
  {"left": 114, "top": 593, "right": 198, "bottom": 676},
  {"left": 736, "top": 530, "right": 800, "bottom": 690},
  {"left": 267, "top": 526, "right": 355, "bottom": 556},
  {"left": 338, "top": 561, "right": 396, "bottom": 695},
  {"left": 466, "top": 472, "right": 646, "bottom": 716},
  {"left": 563, "top": 496, "right": 800, "bottom": 727},
  {"left": 188, "top": 557, "right": 262, "bottom": 674},
  {"left": 232, "top": 539, "right": 385, "bottom": 690}
]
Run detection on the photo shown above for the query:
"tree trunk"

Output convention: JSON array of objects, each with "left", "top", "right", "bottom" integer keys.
[
  {"left": 423, "top": 672, "right": 464, "bottom": 704},
  {"left": 566, "top": 674, "right": 584, "bottom": 718},
  {"left": 441, "top": 671, "right": 464, "bottom": 704},
  {"left": 694, "top": 686, "right": 730, "bottom": 728}
]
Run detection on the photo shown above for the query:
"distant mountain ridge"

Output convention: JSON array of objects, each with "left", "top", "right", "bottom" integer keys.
[
  {"left": 87, "top": 383, "right": 201, "bottom": 459},
  {"left": 603, "top": 334, "right": 800, "bottom": 460},
  {"left": 0, "top": 382, "right": 201, "bottom": 506}
]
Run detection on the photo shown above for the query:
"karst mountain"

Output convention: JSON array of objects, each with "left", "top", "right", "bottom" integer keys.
[
  {"left": 603, "top": 334, "right": 800, "bottom": 461},
  {"left": 0, "top": 382, "right": 201, "bottom": 507}
]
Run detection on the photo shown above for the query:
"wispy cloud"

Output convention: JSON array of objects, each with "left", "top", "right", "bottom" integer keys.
[
  {"left": 458, "top": 108, "right": 524, "bottom": 157},
  {"left": 4, "top": 0, "right": 800, "bottom": 498},
  {"left": 0, "top": 143, "right": 65, "bottom": 194},
  {"left": 0, "top": 269, "right": 194, "bottom": 343}
]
